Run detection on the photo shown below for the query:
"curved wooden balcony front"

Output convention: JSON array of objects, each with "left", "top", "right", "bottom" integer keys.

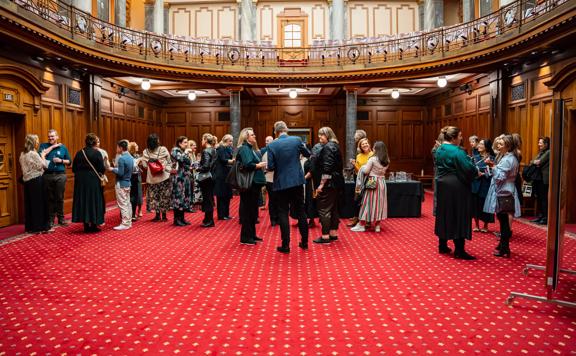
[{"left": 0, "top": 0, "right": 575, "bottom": 85}]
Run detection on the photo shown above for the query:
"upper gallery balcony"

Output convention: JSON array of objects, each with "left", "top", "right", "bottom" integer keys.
[{"left": 0, "top": 0, "right": 575, "bottom": 84}]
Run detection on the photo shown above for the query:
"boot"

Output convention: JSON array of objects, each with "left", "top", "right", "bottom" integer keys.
[
  {"left": 438, "top": 239, "right": 451, "bottom": 254},
  {"left": 161, "top": 211, "right": 168, "bottom": 221},
  {"left": 494, "top": 232, "right": 511, "bottom": 257},
  {"left": 454, "top": 239, "right": 476, "bottom": 260},
  {"left": 174, "top": 210, "right": 186, "bottom": 227},
  {"left": 152, "top": 212, "right": 161, "bottom": 221}
]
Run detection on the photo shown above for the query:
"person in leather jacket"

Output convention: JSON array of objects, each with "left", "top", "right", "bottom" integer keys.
[
  {"left": 198, "top": 133, "right": 217, "bottom": 227},
  {"left": 313, "top": 127, "right": 344, "bottom": 244}
]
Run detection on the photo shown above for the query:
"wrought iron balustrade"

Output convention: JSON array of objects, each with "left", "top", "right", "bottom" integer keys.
[{"left": 7, "top": 0, "right": 571, "bottom": 71}]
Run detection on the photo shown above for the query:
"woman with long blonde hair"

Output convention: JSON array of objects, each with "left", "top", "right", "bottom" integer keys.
[
  {"left": 236, "top": 128, "right": 267, "bottom": 244},
  {"left": 20, "top": 134, "right": 54, "bottom": 234}
]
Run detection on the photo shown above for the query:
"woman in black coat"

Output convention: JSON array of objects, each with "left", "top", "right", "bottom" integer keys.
[
  {"left": 313, "top": 127, "right": 344, "bottom": 244},
  {"left": 214, "top": 134, "right": 235, "bottom": 220},
  {"left": 72, "top": 133, "right": 106, "bottom": 232},
  {"left": 530, "top": 136, "right": 550, "bottom": 225},
  {"left": 198, "top": 133, "right": 217, "bottom": 227}
]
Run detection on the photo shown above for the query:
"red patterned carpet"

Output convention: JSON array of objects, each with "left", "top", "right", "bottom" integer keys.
[{"left": 1, "top": 195, "right": 575, "bottom": 354}]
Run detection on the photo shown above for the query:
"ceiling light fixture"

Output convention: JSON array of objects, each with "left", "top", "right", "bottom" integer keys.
[
  {"left": 391, "top": 89, "right": 400, "bottom": 99},
  {"left": 277, "top": 87, "right": 309, "bottom": 98},
  {"left": 437, "top": 76, "right": 448, "bottom": 88},
  {"left": 140, "top": 79, "right": 151, "bottom": 91},
  {"left": 187, "top": 91, "right": 197, "bottom": 101}
]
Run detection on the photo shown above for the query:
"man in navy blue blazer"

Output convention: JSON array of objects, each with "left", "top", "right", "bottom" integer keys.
[{"left": 267, "top": 121, "right": 311, "bottom": 253}]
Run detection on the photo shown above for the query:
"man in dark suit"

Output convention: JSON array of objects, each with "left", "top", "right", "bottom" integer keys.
[{"left": 267, "top": 121, "right": 311, "bottom": 253}]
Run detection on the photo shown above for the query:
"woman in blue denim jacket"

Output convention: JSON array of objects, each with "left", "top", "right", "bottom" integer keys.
[{"left": 484, "top": 135, "right": 521, "bottom": 257}]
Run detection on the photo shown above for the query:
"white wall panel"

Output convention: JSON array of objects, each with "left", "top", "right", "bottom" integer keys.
[
  {"left": 259, "top": 5, "right": 274, "bottom": 41},
  {"left": 350, "top": 4, "right": 369, "bottom": 38},
  {"left": 172, "top": 8, "right": 191, "bottom": 37},
  {"left": 311, "top": 4, "right": 326, "bottom": 40},
  {"left": 373, "top": 5, "right": 393, "bottom": 36},
  {"left": 217, "top": 6, "right": 236, "bottom": 39}
]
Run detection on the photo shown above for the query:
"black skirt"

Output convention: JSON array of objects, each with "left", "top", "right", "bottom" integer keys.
[
  {"left": 23, "top": 176, "right": 49, "bottom": 233},
  {"left": 434, "top": 173, "right": 472, "bottom": 240},
  {"left": 72, "top": 171, "right": 105, "bottom": 225}
]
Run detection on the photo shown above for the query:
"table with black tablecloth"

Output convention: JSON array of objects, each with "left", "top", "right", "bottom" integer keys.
[{"left": 339, "top": 180, "right": 424, "bottom": 218}]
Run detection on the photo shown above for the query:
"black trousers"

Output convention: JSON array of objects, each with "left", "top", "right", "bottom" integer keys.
[
  {"left": 266, "top": 182, "right": 279, "bottom": 224},
  {"left": 534, "top": 180, "right": 549, "bottom": 219},
  {"left": 44, "top": 173, "right": 67, "bottom": 224},
  {"left": 217, "top": 196, "right": 231, "bottom": 219},
  {"left": 199, "top": 179, "right": 214, "bottom": 223},
  {"left": 24, "top": 176, "right": 49, "bottom": 233},
  {"left": 497, "top": 212, "right": 512, "bottom": 250},
  {"left": 316, "top": 187, "right": 340, "bottom": 235},
  {"left": 240, "top": 185, "right": 261, "bottom": 242},
  {"left": 276, "top": 185, "right": 309, "bottom": 248}
]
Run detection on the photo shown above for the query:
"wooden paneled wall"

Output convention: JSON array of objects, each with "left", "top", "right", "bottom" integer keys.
[
  {"left": 424, "top": 75, "right": 492, "bottom": 172},
  {"left": 92, "top": 79, "right": 164, "bottom": 202},
  {"left": 163, "top": 98, "right": 231, "bottom": 150},
  {"left": 243, "top": 97, "right": 337, "bottom": 147},
  {"left": 506, "top": 66, "right": 554, "bottom": 165},
  {"left": 0, "top": 56, "right": 164, "bottom": 222},
  {"left": 356, "top": 98, "right": 427, "bottom": 173}
]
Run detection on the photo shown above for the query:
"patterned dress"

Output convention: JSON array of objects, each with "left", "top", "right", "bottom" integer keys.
[
  {"left": 171, "top": 147, "right": 192, "bottom": 210},
  {"left": 358, "top": 156, "right": 388, "bottom": 223}
]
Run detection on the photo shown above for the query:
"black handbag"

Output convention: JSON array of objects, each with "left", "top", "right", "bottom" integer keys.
[
  {"left": 497, "top": 194, "right": 515, "bottom": 214},
  {"left": 226, "top": 158, "right": 254, "bottom": 192}
]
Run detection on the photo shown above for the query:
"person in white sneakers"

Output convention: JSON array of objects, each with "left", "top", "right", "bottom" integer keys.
[
  {"left": 109, "top": 140, "right": 134, "bottom": 231},
  {"left": 351, "top": 141, "right": 389, "bottom": 233}
]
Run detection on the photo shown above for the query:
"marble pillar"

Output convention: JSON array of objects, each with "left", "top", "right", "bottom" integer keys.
[
  {"left": 153, "top": 0, "right": 164, "bottom": 34},
  {"left": 145, "top": 1, "right": 154, "bottom": 32},
  {"left": 229, "top": 89, "right": 242, "bottom": 147},
  {"left": 239, "top": 0, "right": 256, "bottom": 41},
  {"left": 345, "top": 87, "right": 358, "bottom": 164},
  {"left": 72, "top": 0, "right": 92, "bottom": 13},
  {"left": 115, "top": 0, "right": 126, "bottom": 27},
  {"left": 163, "top": 4, "right": 169, "bottom": 34},
  {"left": 330, "top": 0, "right": 345, "bottom": 41},
  {"left": 462, "top": 0, "right": 474, "bottom": 22},
  {"left": 423, "top": 0, "right": 444, "bottom": 31}
]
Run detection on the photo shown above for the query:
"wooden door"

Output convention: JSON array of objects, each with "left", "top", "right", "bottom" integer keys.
[{"left": 0, "top": 115, "right": 17, "bottom": 227}]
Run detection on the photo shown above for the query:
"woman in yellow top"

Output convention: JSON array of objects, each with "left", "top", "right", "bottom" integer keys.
[
  {"left": 348, "top": 138, "right": 374, "bottom": 226},
  {"left": 354, "top": 138, "right": 374, "bottom": 173}
]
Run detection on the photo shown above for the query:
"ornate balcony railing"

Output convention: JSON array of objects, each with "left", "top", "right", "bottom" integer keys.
[{"left": 5, "top": 0, "right": 573, "bottom": 72}]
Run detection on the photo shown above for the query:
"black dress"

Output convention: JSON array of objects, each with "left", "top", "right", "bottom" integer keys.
[
  {"left": 23, "top": 176, "right": 50, "bottom": 233},
  {"left": 72, "top": 147, "right": 106, "bottom": 225},
  {"left": 213, "top": 145, "right": 233, "bottom": 219},
  {"left": 434, "top": 144, "right": 477, "bottom": 241}
]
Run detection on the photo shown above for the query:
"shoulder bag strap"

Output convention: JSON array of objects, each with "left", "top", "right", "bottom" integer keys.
[{"left": 81, "top": 149, "right": 104, "bottom": 180}]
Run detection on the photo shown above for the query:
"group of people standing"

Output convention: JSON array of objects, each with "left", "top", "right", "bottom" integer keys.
[
  {"left": 19, "top": 122, "right": 351, "bottom": 254},
  {"left": 433, "top": 126, "right": 551, "bottom": 260}
]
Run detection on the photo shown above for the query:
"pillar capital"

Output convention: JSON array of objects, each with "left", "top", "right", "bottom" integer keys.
[{"left": 344, "top": 85, "right": 360, "bottom": 92}]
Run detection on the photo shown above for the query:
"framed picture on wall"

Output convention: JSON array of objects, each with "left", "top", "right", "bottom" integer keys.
[{"left": 288, "top": 127, "right": 313, "bottom": 145}]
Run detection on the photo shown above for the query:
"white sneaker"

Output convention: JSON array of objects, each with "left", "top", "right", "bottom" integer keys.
[
  {"left": 350, "top": 224, "right": 365, "bottom": 232},
  {"left": 113, "top": 225, "right": 131, "bottom": 231},
  {"left": 375, "top": 226, "right": 381, "bottom": 233}
]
